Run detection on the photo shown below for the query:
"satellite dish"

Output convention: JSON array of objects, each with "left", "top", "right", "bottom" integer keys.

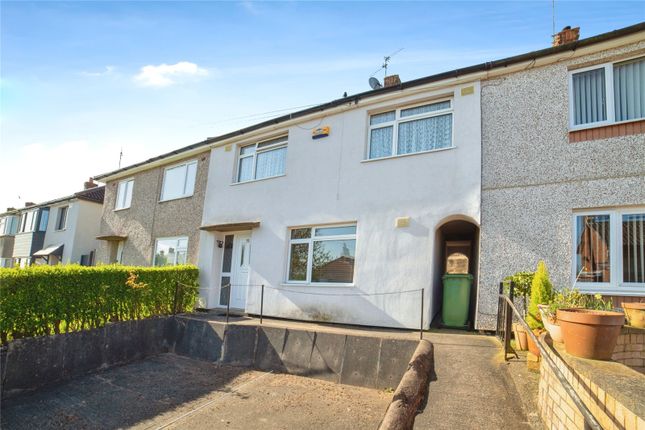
[{"left": 369, "top": 77, "right": 383, "bottom": 90}]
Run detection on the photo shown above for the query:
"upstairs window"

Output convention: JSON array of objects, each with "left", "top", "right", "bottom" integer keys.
[
  {"left": 115, "top": 179, "right": 134, "bottom": 210},
  {"left": 368, "top": 99, "right": 453, "bottom": 159},
  {"left": 19, "top": 210, "right": 37, "bottom": 233},
  {"left": 237, "top": 136, "right": 287, "bottom": 183},
  {"left": 161, "top": 160, "right": 197, "bottom": 201},
  {"left": 569, "top": 56, "right": 645, "bottom": 128},
  {"left": 38, "top": 208, "right": 49, "bottom": 232},
  {"left": 0, "top": 216, "right": 18, "bottom": 236},
  {"left": 55, "top": 206, "right": 68, "bottom": 231}
]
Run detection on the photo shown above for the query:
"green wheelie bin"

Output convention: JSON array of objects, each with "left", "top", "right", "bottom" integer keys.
[{"left": 441, "top": 274, "right": 473, "bottom": 328}]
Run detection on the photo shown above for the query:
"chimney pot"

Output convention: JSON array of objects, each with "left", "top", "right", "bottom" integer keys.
[
  {"left": 384, "top": 74, "right": 401, "bottom": 88},
  {"left": 84, "top": 177, "right": 98, "bottom": 190},
  {"left": 553, "top": 26, "right": 580, "bottom": 47}
]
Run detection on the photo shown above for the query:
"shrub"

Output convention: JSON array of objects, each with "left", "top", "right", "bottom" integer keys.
[
  {"left": 527, "top": 261, "right": 553, "bottom": 330},
  {"left": 548, "top": 288, "right": 612, "bottom": 316},
  {"left": 503, "top": 271, "right": 534, "bottom": 317},
  {"left": 0, "top": 264, "right": 199, "bottom": 343}
]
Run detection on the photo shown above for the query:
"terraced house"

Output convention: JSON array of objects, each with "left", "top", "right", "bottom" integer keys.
[
  {"left": 9, "top": 181, "right": 105, "bottom": 267},
  {"left": 476, "top": 24, "right": 645, "bottom": 329},
  {"left": 92, "top": 22, "right": 645, "bottom": 330},
  {"left": 93, "top": 151, "right": 211, "bottom": 267}
]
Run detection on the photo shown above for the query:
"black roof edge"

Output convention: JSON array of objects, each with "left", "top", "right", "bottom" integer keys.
[{"left": 93, "top": 21, "right": 645, "bottom": 181}]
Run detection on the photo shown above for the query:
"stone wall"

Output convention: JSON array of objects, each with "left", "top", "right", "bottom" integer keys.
[
  {"left": 477, "top": 40, "right": 645, "bottom": 330},
  {"left": 96, "top": 152, "right": 210, "bottom": 266},
  {"left": 538, "top": 335, "right": 645, "bottom": 430}
]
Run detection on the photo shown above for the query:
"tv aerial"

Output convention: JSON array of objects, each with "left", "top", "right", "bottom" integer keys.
[{"left": 368, "top": 48, "right": 404, "bottom": 89}]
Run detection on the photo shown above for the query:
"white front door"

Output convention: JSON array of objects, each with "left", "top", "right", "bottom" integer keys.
[{"left": 230, "top": 232, "right": 251, "bottom": 309}]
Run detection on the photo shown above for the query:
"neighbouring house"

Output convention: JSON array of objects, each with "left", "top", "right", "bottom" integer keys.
[
  {"left": 476, "top": 25, "right": 645, "bottom": 329},
  {"left": 11, "top": 180, "right": 105, "bottom": 267},
  {"left": 0, "top": 209, "right": 20, "bottom": 267},
  {"left": 93, "top": 152, "right": 211, "bottom": 266}
]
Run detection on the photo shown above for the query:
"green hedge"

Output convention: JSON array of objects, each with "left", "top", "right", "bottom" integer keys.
[{"left": 0, "top": 264, "right": 199, "bottom": 343}]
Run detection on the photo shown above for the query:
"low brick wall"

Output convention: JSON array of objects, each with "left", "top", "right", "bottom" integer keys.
[
  {"left": 538, "top": 335, "right": 645, "bottom": 430},
  {"left": 612, "top": 327, "right": 645, "bottom": 373}
]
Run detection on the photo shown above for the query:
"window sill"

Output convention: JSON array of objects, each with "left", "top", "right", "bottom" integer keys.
[
  {"left": 576, "top": 285, "right": 645, "bottom": 297},
  {"left": 569, "top": 117, "right": 644, "bottom": 132},
  {"left": 280, "top": 282, "right": 355, "bottom": 288},
  {"left": 361, "top": 146, "right": 456, "bottom": 163},
  {"left": 569, "top": 118, "right": 645, "bottom": 143},
  {"left": 159, "top": 194, "right": 194, "bottom": 204},
  {"left": 55, "top": 228, "right": 66, "bottom": 232},
  {"left": 231, "top": 174, "right": 286, "bottom": 186}
]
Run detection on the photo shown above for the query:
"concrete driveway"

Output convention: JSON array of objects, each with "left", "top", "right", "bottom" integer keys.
[{"left": 1, "top": 354, "right": 391, "bottom": 430}]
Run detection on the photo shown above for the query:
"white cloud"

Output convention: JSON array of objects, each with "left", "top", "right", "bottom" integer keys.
[
  {"left": 80, "top": 65, "right": 115, "bottom": 77},
  {"left": 134, "top": 61, "right": 208, "bottom": 87}
]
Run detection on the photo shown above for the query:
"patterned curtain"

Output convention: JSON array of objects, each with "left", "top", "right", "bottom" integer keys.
[
  {"left": 369, "top": 126, "right": 393, "bottom": 158},
  {"left": 397, "top": 113, "right": 452, "bottom": 155},
  {"left": 255, "top": 146, "right": 286, "bottom": 179}
]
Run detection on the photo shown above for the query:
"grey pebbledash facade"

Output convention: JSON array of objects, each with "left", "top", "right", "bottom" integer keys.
[
  {"left": 92, "top": 23, "right": 645, "bottom": 331},
  {"left": 476, "top": 36, "right": 645, "bottom": 330}
]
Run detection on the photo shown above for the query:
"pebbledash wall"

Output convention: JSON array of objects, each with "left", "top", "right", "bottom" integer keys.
[
  {"left": 96, "top": 153, "right": 210, "bottom": 266},
  {"left": 477, "top": 40, "right": 645, "bottom": 330},
  {"left": 198, "top": 83, "right": 482, "bottom": 329}
]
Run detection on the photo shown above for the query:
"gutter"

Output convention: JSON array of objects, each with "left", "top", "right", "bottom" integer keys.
[{"left": 93, "top": 22, "right": 645, "bottom": 182}]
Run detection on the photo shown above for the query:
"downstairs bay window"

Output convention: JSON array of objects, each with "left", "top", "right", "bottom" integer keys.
[
  {"left": 287, "top": 224, "right": 356, "bottom": 285},
  {"left": 573, "top": 209, "right": 645, "bottom": 293}
]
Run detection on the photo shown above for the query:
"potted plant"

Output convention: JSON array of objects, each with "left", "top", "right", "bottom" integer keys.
[
  {"left": 526, "top": 261, "right": 554, "bottom": 356},
  {"left": 557, "top": 292, "right": 624, "bottom": 360},
  {"left": 504, "top": 271, "right": 533, "bottom": 351},
  {"left": 622, "top": 302, "right": 645, "bottom": 329}
]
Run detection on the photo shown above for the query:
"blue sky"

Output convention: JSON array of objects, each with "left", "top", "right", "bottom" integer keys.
[{"left": 1, "top": 1, "right": 643, "bottom": 210}]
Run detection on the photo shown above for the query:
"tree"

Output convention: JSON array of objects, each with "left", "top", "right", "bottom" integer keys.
[{"left": 527, "top": 260, "right": 553, "bottom": 330}]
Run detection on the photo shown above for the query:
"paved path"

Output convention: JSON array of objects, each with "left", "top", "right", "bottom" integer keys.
[
  {"left": 413, "top": 332, "right": 533, "bottom": 429},
  {"left": 1, "top": 354, "right": 391, "bottom": 430}
]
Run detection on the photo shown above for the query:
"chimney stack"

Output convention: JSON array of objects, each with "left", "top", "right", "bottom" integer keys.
[
  {"left": 553, "top": 26, "right": 580, "bottom": 47},
  {"left": 25, "top": 202, "right": 36, "bottom": 208},
  {"left": 84, "top": 177, "right": 98, "bottom": 190},
  {"left": 384, "top": 74, "right": 401, "bottom": 88}
]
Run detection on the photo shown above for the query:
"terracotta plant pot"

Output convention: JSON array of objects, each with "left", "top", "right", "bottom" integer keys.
[
  {"left": 526, "top": 329, "right": 542, "bottom": 357},
  {"left": 512, "top": 323, "right": 528, "bottom": 351},
  {"left": 538, "top": 304, "right": 563, "bottom": 343},
  {"left": 557, "top": 308, "right": 625, "bottom": 360},
  {"left": 623, "top": 302, "right": 645, "bottom": 329}
]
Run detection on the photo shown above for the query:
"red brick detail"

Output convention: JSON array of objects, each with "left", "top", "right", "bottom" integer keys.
[
  {"left": 569, "top": 119, "right": 645, "bottom": 143},
  {"left": 553, "top": 26, "right": 580, "bottom": 47}
]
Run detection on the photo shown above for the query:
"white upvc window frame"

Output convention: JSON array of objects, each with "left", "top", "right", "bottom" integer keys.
[
  {"left": 286, "top": 223, "right": 357, "bottom": 287},
  {"left": 571, "top": 207, "right": 645, "bottom": 295},
  {"left": 235, "top": 136, "right": 288, "bottom": 184},
  {"left": 367, "top": 98, "right": 454, "bottom": 160},
  {"left": 159, "top": 159, "right": 198, "bottom": 202},
  {"left": 568, "top": 55, "right": 644, "bottom": 131},
  {"left": 55, "top": 206, "right": 68, "bottom": 231},
  {"left": 19, "top": 210, "right": 38, "bottom": 233},
  {"left": 153, "top": 236, "right": 189, "bottom": 266},
  {"left": 115, "top": 178, "right": 134, "bottom": 211}
]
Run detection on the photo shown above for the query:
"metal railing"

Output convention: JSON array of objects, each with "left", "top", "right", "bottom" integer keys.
[
  {"left": 497, "top": 282, "right": 602, "bottom": 430},
  {"left": 220, "top": 283, "right": 427, "bottom": 339}
]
